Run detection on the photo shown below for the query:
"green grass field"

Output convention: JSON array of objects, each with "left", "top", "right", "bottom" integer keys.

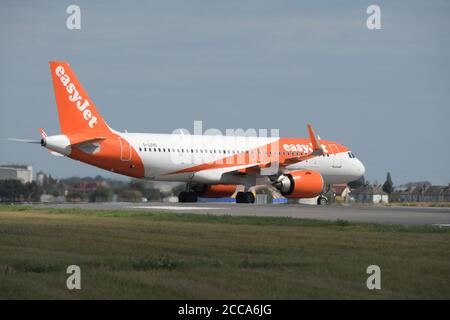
[{"left": 0, "top": 205, "right": 449, "bottom": 299}]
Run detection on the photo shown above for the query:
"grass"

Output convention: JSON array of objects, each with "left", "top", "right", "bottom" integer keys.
[{"left": 0, "top": 204, "right": 449, "bottom": 299}]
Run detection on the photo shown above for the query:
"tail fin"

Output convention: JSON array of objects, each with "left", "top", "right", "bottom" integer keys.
[{"left": 49, "top": 61, "right": 112, "bottom": 135}]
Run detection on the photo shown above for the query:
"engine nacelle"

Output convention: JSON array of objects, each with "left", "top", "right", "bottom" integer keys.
[
  {"left": 274, "top": 170, "right": 324, "bottom": 198},
  {"left": 196, "top": 184, "right": 237, "bottom": 198}
]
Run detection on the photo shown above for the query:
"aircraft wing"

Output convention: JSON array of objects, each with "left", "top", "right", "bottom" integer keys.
[
  {"left": 229, "top": 123, "right": 324, "bottom": 175},
  {"left": 164, "top": 124, "right": 324, "bottom": 178}
]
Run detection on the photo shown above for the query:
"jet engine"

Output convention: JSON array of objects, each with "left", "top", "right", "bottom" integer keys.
[{"left": 273, "top": 170, "right": 324, "bottom": 198}]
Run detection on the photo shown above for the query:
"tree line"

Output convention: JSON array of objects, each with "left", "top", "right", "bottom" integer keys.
[{"left": 0, "top": 177, "right": 182, "bottom": 203}]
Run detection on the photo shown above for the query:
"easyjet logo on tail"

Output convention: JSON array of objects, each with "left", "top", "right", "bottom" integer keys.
[{"left": 55, "top": 66, "right": 97, "bottom": 128}]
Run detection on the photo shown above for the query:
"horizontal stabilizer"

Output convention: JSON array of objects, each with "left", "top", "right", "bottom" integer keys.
[
  {"left": 5, "top": 138, "right": 41, "bottom": 144},
  {"left": 70, "top": 136, "right": 107, "bottom": 146}
]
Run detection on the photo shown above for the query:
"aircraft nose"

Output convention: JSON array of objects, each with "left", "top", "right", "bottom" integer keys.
[{"left": 357, "top": 159, "right": 365, "bottom": 177}]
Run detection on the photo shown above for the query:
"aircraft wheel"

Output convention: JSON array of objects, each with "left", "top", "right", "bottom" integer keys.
[
  {"left": 236, "top": 192, "right": 255, "bottom": 204},
  {"left": 178, "top": 191, "right": 198, "bottom": 203},
  {"left": 317, "top": 195, "right": 328, "bottom": 205}
]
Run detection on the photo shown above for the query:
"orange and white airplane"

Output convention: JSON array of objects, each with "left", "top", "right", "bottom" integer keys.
[{"left": 10, "top": 62, "right": 365, "bottom": 204}]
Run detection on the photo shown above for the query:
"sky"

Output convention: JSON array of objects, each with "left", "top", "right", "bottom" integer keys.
[{"left": 0, "top": 0, "right": 449, "bottom": 185}]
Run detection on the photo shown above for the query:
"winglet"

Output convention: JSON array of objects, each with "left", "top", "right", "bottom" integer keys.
[{"left": 307, "top": 124, "right": 323, "bottom": 155}]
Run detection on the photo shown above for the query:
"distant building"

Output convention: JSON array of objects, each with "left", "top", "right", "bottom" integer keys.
[
  {"left": 391, "top": 184, "right": 450, "bottom": 202},
  {"left": 350, "top": 184, "right": 389, "bottom": 203},
  {"left": 36, "top": 171, "right": 48, "bottom": 187},
  {"left": 422, "top": 185, "right": 444, "bottom": 202},
  {"left": 443, "top": 186, "right": 450, "bottom": 202},
  {"left": 0, "top": 165, "right": 33, "bottom": 183}
]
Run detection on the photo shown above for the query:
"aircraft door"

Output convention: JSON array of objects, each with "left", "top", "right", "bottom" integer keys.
[
  {"left": 329, "top": 144, "right": 342, "bottom": 168},
  {"left": 119, "top": 137, "right": 132, "bottom": 161}
]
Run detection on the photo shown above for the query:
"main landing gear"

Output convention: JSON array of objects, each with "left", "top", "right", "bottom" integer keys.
[
  {"left": 178, "top": 191, "right": 198, "bottom": 203},
  {"left": 235, "top": 192, "right": 255, "bottom": 204},
  {"left": 179, "top": 190, "right": 255, "bottom": 203},
  {"left": 178, "top": 185, "right": 256, "bottom": 204}
]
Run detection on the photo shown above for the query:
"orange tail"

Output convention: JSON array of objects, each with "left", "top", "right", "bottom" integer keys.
[{"left": 49, "top": 61, "right": 112, "bottom": 135}]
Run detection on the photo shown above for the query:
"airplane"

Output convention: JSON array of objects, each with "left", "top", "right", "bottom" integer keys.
[{"left": 8, "top": 62, "right": 365, "bottom": 204}]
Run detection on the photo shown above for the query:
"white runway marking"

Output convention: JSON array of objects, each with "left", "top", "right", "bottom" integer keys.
[
  {"left": 128, "top": 206, "right": 225, "bottom": 211},
  {"left": 432, "top": 224, "right": 450, "bottom": 227}
]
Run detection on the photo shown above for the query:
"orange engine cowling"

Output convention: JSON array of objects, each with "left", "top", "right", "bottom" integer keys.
[
  {"left": 275, "top": 170, "right": 324, "bottom": 198},
  {"left": 197, "top": 184, "right": 237, "bottom": 198}
]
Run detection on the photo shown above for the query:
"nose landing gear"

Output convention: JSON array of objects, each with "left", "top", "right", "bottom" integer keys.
[{"left": 317, "top": 195, "right": 329, "bottom": 205}]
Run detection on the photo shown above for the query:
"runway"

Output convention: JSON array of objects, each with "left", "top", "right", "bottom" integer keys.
[{"left": 33, "top": 202, "right": 450, "bottom": 226}]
